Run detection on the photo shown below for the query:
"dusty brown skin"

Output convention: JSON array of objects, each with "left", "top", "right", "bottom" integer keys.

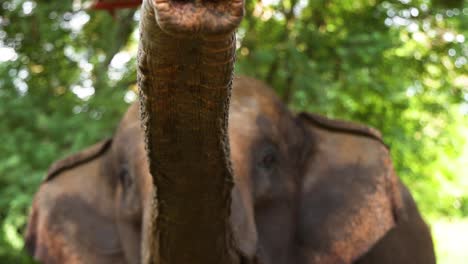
[
  {"left": 25, "top": 76, "right": 435, "bottom": 264},
  {"left": 137, "top": 0, "right": 244, "bottom": 262}
]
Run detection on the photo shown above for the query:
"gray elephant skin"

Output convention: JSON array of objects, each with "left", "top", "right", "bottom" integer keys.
[{"left": 25, "top": 76, "right": 436, "bottom": 264}]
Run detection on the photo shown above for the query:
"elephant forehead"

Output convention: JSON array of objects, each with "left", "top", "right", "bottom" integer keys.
[
  {"left": 231, "top": 76, "right": 284, "bottom": 121},
  {"left": 115, "top": 103, "right": 143, "bottom": 137},
  {"left": 119, "top": 75, "right": 285, "bottom": 139}
]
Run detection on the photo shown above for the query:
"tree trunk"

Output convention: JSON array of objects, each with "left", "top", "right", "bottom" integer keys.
[{"left": 137, "top": 0, "right": 244, "bottom": 263}]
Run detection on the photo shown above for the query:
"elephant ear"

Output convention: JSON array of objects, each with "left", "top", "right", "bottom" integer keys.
[
  {"left": 25, "top": 139, "right": 126, "bottom": 264},
  {"left": 297, "top": 113, "right": 404, "bottom": 263}
]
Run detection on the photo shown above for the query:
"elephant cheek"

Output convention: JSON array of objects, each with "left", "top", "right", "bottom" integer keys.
[
  {"left": 115, "top": 190, "right": 142, "bottom": 264},
  {"left": 141, "top": 188, "right": 158, "bottom": 264},
  {"left": 230, "top": 186, "right": 258, "bottom": 259},
  {"left": 116, "top": 217, "right": 141, "bottom": 264}
]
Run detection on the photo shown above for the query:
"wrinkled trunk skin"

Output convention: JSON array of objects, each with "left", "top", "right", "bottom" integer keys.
[{"left": 137, "top": 0, "right": 244, "bottom": 264}]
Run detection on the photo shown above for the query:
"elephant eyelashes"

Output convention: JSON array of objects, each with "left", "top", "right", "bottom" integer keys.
[
  {"left": 118, "top": 165, "right": 133, "bottom": 190},
  {"left": 253, "top": 145, "right": 280, "bottom": 202},
  {"left": 257, "top": 146, "right": 278, "bottom": 171},
  {"left": 117, "top": 163, "right": 142, "bottom": 221}
]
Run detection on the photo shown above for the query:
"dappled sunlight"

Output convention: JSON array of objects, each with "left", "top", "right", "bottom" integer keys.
[
  {"left": 0, "top": 0, "right": 467, "bottom": 262},
  {"left": 432, "top": 219, "right": 468, "bottom": 264},
  {"left": 0, "top": 46, "right": 17, "bottom": 62},
  {"left": 71, "top": 84, "right": 95, "bottom": 100}
]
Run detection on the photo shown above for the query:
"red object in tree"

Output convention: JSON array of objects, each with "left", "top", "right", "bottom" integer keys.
[{"left": 92, "top": 0, "right": 142, "bottom": 10}]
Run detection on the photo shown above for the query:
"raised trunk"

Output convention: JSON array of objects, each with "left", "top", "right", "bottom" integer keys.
[{"left": 137, "top": 0, "right": 243, "bottom": 263}]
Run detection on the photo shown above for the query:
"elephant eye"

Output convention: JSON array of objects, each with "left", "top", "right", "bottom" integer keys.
[
  {"left": 118, "top": 165, "right": 133, "bottom": 189},
  {"left": 257, "top": 146, "right": 278, "bottom": 171}
]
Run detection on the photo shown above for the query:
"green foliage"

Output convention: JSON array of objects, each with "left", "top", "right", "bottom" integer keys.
[
  {"left": 0, "top": 0, "right": 136, "bottom": 261},
  {"left": 0, "top": 0, "right": 467, "bottom": 262},
  {"left": 236, "top": 0, "right": 468, "bottom": 219},
  {"left": 432, "top": 218, "right": 468, "bottom": 263}
]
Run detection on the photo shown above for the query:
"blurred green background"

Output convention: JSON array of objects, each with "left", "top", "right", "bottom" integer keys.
[{"left": 0, "top": 0, "right": 467, "bottom": 263}]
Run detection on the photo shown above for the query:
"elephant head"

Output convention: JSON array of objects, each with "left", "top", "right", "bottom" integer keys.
[{"left": 25, "top": 76, "right": 435, "bottom": 264}]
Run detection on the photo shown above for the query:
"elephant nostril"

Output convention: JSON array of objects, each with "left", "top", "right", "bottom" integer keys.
[
  {"left": 152, "top": 0, "right": 244, "bottom": 35},
  {"left": 239, "top": 254, "right": 259, "bottom": 264}
]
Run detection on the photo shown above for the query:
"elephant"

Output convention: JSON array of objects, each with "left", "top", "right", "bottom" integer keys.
[{"left": 25, "top": 76, "right": 436, "bottom": 264}]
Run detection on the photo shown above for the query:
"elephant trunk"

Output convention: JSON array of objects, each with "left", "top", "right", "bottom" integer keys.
[{"left": 138, "top": 0, "right": 243, "bottom": 263}]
